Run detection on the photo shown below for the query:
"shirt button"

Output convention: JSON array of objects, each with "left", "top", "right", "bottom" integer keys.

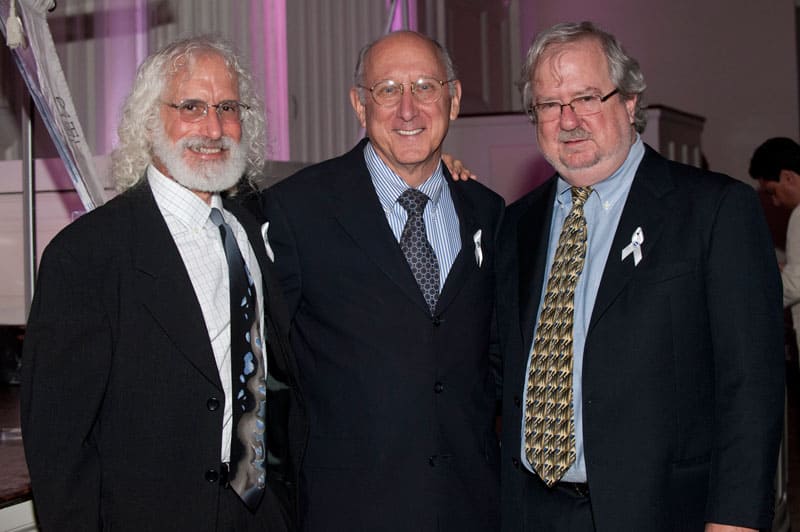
[
  {"left": 428, "top": 456, "right": 437, "bottom": 467},
  {"left": 434, "top": 382, "right": 444, "bottom": 393},
  {"left": 432, "top": 316, "right": 441, "bottom": 326},
  {"left": 512, "top": 458, "right": 520, "bottom": 469}
]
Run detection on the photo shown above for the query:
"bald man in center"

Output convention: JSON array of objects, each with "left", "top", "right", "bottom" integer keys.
[{"left": 257, "top": 31, "right": 503, "bottom": 531}]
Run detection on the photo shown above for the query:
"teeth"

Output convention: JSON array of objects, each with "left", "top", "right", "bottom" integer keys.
[
  {"left": 190, "top": 146, "right": 223, "bottom": 154},
  {"left": 397, "top": 129, "right": 422, "bottom": 136}
]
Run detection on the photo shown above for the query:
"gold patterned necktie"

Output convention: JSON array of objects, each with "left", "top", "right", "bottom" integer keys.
[{"left": 524, "top": 186, "right": 592, "bottom": 487}]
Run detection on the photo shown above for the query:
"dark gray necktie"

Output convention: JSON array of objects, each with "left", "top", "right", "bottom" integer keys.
[
  {"left": 209, "top": 207, "right": 266, "bottom": 510},
  {"left": 398, "top": 188, "right": 441, "bottom": 315}
]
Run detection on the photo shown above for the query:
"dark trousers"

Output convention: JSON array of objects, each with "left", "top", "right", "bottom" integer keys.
[
  {"left": 521, "top": 475, "right": 596, "bottom": 532},
  {"left": 216, "top": 484, "right": 291, "bottom": 532}
]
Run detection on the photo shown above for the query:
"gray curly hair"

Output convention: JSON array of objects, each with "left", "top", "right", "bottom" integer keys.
[
  {"left": 520, "top": 21, "right": 647, "bottom": 133},
  {"left": 111, "top": 35, "right": 266, "bottom": 192}
]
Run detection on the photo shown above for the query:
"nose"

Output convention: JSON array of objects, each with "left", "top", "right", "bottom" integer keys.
[
  {"left": 558, "top": 103, "right": 580, "bottom": 130},
  {"left": 199, "top": 108, "right": 223, "bottom": 139},
  {"left": 396, "top": 85, "right": 419, "bottom": 121}
]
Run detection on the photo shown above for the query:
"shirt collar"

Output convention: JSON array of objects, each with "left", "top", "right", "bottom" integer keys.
[
  {"left": 364, "top": 141, "right": 446, "bottom": 211},
  {"left": 147, "top": 164, "right": 223, "bottom": 230},
  {"left": 556, "top": 134, "right": 645, "bottom": 208}
]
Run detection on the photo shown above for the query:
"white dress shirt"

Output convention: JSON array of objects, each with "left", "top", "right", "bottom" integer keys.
[{"left": 148, "top": 165, "right": 265, "bottom": 463}]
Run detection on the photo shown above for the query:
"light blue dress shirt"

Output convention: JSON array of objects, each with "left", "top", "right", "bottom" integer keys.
[
  {"left": 521, "top": 136, "right": 645, "bottom": 482},
  {"left": 364, "top": 142, "right": 461, "bottom": 289}
]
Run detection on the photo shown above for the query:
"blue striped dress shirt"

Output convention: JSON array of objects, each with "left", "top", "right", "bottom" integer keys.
[{"left": 364, "top": 142, "right": 461, "bottom": 290}]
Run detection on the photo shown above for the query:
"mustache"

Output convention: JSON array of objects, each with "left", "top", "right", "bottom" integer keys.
[
  {"left": 179, "top": 135, "right": 236, "bottom": 150},
  {"left": 558, "top": 128, "right": 591, "bottom": 142}
]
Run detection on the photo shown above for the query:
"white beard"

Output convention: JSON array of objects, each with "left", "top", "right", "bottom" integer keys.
[{"left": 152, "top": 126, "right": 248, "bottom": 193}]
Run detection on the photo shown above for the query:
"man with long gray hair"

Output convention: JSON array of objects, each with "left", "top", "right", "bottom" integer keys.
[
  {"left": 21, "top": 36, "right": 304, "bottom": 531},
  {"left": 497, "top": 21, "right": 783, "bottom": 531}
]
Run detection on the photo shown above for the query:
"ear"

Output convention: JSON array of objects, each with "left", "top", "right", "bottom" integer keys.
[
  {"left": 625, "top": 94, "right": 637, "bottom": 125},
  {"left": 350, "top": 87, "right": 367, "bottom": 129},
  {"left": 782, "top": 169, "right": 799, "bottom": 183},
  {"left": 449, "top": 80, "right": 462, "bottom": 121}
]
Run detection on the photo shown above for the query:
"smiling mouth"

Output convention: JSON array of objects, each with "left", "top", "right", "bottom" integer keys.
[
  {"left": 397, "top": 129, "right": 423, "bottom": 136},
  {"left": 189, "top": 146, "right": 226, "bottom": 155}
]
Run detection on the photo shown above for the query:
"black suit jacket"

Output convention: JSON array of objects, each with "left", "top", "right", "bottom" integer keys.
[
  {"left": 498, "top": 146, "right": 785, "bottom": 531},
  {"left": 257, "top": 139, "right": 503, "bottom": 531},
  {"left": 21, "top": 182, "right": 306, "bottom": 531}
]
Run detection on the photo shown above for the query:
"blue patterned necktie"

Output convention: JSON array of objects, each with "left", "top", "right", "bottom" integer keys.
[
  {"left": 209, "top": 207, "right": 266, "bottom": 510},
  {"left": 398, "top": 188, "right": 441, "bottom": 315}
]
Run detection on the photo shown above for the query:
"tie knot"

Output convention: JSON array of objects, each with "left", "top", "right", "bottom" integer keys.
[
  {"left": 398, "top": 188, "right": 430, "bottom": 216},
  {"left": 570, "top": 187, "right": 592, "bottom": 208},
  {"left": 209, "top": 207, "right": 225, "bottom": 228}
]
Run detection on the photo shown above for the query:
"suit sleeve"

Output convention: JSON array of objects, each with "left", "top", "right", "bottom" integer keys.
[
  {"left": 20, "top": 241, "right": 112, "bottom": 532},
  {"left": 260, "top": 188, "right": 303, "bottom": 318},
  {"left": 704, "top": 181, "right": 785, "bottom": 528}
]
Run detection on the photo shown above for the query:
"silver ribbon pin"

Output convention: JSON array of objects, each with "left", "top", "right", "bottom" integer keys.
[
  {"left": 621, "top": 226, "right": 644, "bottom": 266},
  {"left": 473, "top": 229, "right": 483, "bottom": 267},
  {"left": 261, "top": 222, "right": 275, "bottom": 263}
]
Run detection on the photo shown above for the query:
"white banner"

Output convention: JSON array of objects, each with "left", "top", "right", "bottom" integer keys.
[{"left": 0, "top": 0, "right": 106, "bottom": 210}]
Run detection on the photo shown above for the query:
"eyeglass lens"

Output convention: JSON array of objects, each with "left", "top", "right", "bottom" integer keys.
[
  {"left": 370, "top": 78, "right": 446, "bottom": 106},
  {"left": 173, "top": 99, "right": 245, "bottom": 123}
]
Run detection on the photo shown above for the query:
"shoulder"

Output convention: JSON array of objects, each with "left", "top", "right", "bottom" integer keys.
[
  {"left": 641, "top": 145, "right": 752, "bottom": 198},
  {"left": 266, "top": 142, "right": 366, "bottom": 201},
  {"left": 46, "top": 186, "right": 147, "bottom": 254},
  {"left": 449, "top": 178, "right": 503, "bottom": 208},
  {"left": 504, "top": 176, "right": 556, "bottom": 223}
]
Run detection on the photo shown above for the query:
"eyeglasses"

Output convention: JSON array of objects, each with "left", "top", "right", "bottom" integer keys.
[
  {"left": 162, "top": 99, "right": 250, "bottom": 123},
  {"left": 527, "top": 89, "right": 620, "bottom": 123},
  {"left": 359, "top": 78, "right": 456, "bottom": 107}
]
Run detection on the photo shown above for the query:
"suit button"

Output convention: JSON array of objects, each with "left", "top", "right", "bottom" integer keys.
[
  {"left": 513, "top": 395, "right": 520, "bottom": 407},
  {"left": 434, "top": 382, "right": 444, "bottom": 393},
  {"left": 432, "top": 316, "right": 441, "bottom": 326},
  {"left": 205, "top": 469, "right": 219, "bottom": 483},
  {"left": 206, "top": 397, "right": 220, "bottom": 411},
  {"left": 512, "top": 458, "right": 520, "bottom": 469}
]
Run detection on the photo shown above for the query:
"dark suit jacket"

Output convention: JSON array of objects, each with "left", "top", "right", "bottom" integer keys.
[
  {"left": 21, "top": 182, "right": 306, "bottom": 531},
  {"left": 498, "top": 146, "right": 785, "bottom": 531},
  {"left": 257, "top": 139, "right": 503, "bottom": 531}
]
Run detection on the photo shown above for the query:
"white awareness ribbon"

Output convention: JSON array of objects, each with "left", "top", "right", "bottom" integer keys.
[
  {"left": 261, "top": 222, "right": 275, "bottom": 263},
  {"left": 621, "top": 226, "right": 644, "bottom": 266},
  {"left": 473, "top": 229, "right": 483, "bottom": 267}
]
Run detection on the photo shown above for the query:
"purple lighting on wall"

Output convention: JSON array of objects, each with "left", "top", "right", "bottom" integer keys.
[
  {"left": 258, "top": 0, "right": 290, "bottom": 161},
  {"left": 385, "top": 0, "right": 417, "bottom": 31}
]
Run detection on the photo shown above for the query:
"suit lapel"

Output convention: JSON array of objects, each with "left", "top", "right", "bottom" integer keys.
[
  {"left": 517, "top": 179, "right": 558, "bottom": 352},
  {"left": 436, "top": 176, "right": 477, "bottom": 313},
  {"left": 588, "top": 147, "right": 674, "bottom": 332},
  {"left": 330, "top": 143, "right": 431, "bottom": 313},
  {"left": 131, "top": 184, "right": 223, "bottom": 390}
]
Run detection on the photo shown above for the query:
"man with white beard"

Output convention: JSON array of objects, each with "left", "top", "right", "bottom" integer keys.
[{"left": 20, "top": 36, "right": 305, "bottom": 532}]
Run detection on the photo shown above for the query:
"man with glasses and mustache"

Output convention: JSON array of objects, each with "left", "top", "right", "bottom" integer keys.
[
  {"left": 21, "top": 36, "right": 304, "bottom": 532},
  {"left": 256, "top": 31, "right": 503, "bottom": 531},
  {"left": 497, "top": 22, "right": 784, "bottom": 532}
]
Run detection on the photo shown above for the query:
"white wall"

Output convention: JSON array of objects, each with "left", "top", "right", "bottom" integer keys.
[{"left": 517, "top": 0, "right": 799, "bottom": 185}]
